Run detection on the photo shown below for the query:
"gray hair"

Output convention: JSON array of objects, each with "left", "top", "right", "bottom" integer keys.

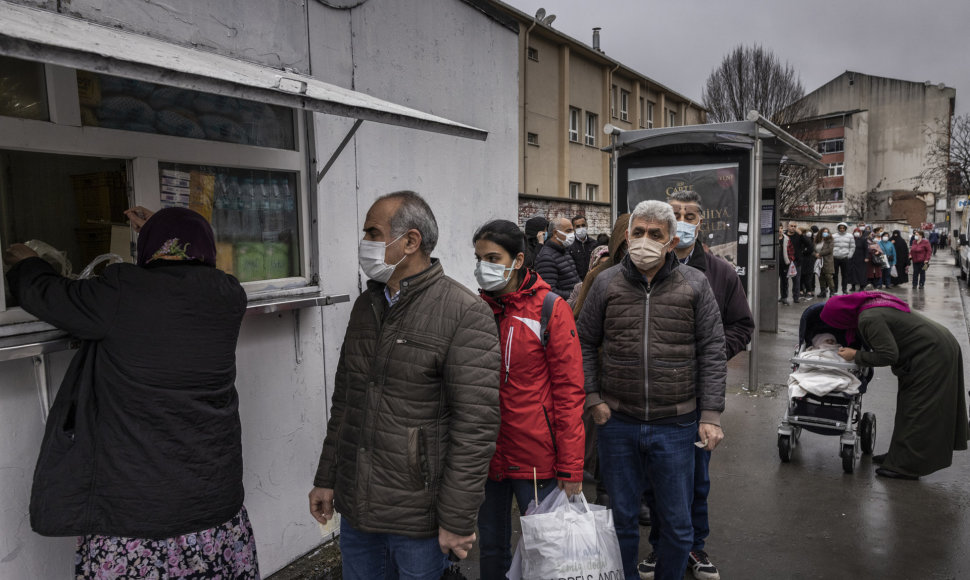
[
  {"left": 546, "top": 216, "right": 571, "bottom": 236},
  {"left": 629, "top": 200, "right": 677, "bottom": 240},
  {"left": 378, "top": 190, "right": 439, "bottom": 255},
  {"left": 667, "top": 190, "right": 703, "bottom": 211}
]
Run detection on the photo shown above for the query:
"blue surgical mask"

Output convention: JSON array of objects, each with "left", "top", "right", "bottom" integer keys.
[
  {"left": 822, "top": 232, "right": 830, "bottom": 238},
  {"left": 675, "top": 221, "right": 697, "bottom": 249}
]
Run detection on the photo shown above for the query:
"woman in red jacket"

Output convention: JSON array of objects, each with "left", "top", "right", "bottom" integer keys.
[
  {"left": 472, "top": 219, "right": 586, "bottom": 580},
  {"left": 910, "top": 230, "right": 933, "bottom": 289}
]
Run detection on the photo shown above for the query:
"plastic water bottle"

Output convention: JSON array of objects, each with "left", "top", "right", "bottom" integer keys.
[
  {"left": 260, "top": 178, "right": 283, "bottom": 243},
  {"left": 239, "top": 177, "right": 260, "bottom": 243},
  {"left": 279, "top": 178, "right": 296, "bottom": 241}
]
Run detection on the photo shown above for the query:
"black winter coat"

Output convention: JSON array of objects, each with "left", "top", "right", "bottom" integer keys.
[
  {"left": 535, "top": 241, "right": 581, "bottom": 298},
  {"left": 8, "top": 258, "right": 247, "bottom": 539},
  {"left": 567, "top": 236, "right": 598, "bottom": 279},
  {"left": 684, "top": 247, "right": 754, "bottom": 361}
]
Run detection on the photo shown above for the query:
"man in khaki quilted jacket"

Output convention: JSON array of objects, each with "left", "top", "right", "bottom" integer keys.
[{"left": 308, "top": 191, "right": 501, "bottom": 580}]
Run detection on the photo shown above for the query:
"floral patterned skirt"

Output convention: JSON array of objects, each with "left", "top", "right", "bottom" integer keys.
[{"left": 75, "top": 506, "right": 259, "bottom": 579}]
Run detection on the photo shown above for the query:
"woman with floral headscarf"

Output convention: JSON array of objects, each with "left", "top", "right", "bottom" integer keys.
[
  {"left": 821, "top": 292, "right": 968, "bottom": 479},
  {"left": 3, "top": 207, "right": 258, "bottom": 578}
]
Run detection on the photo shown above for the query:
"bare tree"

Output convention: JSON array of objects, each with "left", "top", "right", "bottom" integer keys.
[
  {"left": 777, "top": 161, "right": 822, "bottom": 218},
  {"left": 919, "top": 114, "right": 970, "bottom": 200},
  {"left": 702, "top": 45, "right": 810, "bottom": 124}
]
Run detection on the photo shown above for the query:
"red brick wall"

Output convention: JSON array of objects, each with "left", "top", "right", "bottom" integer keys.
[{"left": 518, "top": 198, "right": 614, "bottom": 238}]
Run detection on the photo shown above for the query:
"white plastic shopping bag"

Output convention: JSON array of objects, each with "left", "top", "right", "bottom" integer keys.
[
  {"left": 787, "top": 262, "right": 797, "bottom": 278},
  {"left": 508, "top": 489, "right": 623, "bottom": 580}
]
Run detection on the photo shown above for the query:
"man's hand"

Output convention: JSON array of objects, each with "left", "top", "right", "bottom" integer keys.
[
  {"left": 439, "top": 528, "right": 476, "bottom": 559},
  {"left": 697, "top": 423, "right": 724, "bottom": 451},
  {"left": 308, "top": 487, "right": 335, "bottom": 524},
  {"left": 558, "top": 480, "right": 583, "bottom": 497},
  {"left": 2, "top": 243, "right": 38, "bottom": 266},
  {"left": 591, "top": 403, "right": 611, "bottom": 425}
]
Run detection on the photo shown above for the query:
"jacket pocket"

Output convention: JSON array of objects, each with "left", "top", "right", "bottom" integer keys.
[
  {"left": 406, "top": 425, "right": 433, "bottom": 491},
  {"left": 650, "top": 358, "right": 695, "bottom": 404}
]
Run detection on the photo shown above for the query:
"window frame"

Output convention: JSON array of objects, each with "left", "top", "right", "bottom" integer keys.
[
  {"left": 584, "top": 112, "right": 597, "bottom": 147},
  {"left": 568, "top": 107, "right": 580, "bottom": 143},
  {"left": 586, "top": 183, "right": 598, "bottom": 201},
  {"left": 647, "top": 101, "right": 655, "bottom": 129},
  {"left": 527, "top": 46, "right": 539, "bottom": 62},
  {"left": 611, "top": 84, "right": 618, "bottom": 119},
  {"left": 620, "top": 90, "right": 629, "bottom": 122},
  {"left": 826, "top": 162, "right": 844, "bottom": 177},
  {"left": 527, "top": 132, "right": 539, "bottom": 147},
  {"left": 668, "top": 110, "right": 677, "bottom": 127},
  {"left": 568, "top": 181, "right": 581, "bottom": 200},
  {"left": 0, "top": 62, "right": 316, "bottom": 326},
  {"left": 639, "top": 96, "right": 645, "bottom": 128}
]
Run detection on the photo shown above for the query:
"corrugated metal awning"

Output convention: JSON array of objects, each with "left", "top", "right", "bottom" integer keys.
[{"left": 0, "top": 1, "right": 487, "bottom": 141}]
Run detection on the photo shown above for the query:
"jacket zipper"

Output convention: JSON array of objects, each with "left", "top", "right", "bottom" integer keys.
[
  {"left": 642, "top": 285, "right": 650, "bottom": 420},
  {"left": 504, "top": 326, "right": 514, "bottom": 383}
]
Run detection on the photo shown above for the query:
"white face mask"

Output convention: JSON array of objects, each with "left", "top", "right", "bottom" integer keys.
[
  {"left": 358, "top": 233, "right": 407, "bottom": 283},
  {"left": 882, "top": 236, "right": 889, "bottom": 242},
  {"left": 575, "top": 227, "right": 588, "bottom": 240},
  {"left": 629, "top": 236, "right": 672, "bottom": 272},
  {"left": 853, "top": 232, "right": 861, "bottom": 238},
  {"left": 475, "top": 259, "right": 518, "bottom": 292},
  {"left": 914, "top": 235, "right": 921, "bottom": 240},
  {"left": 557, "top": 229, "right": 576, "bottom": 247}
]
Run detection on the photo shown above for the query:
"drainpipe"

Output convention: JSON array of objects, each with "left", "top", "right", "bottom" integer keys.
[{"left": 523, "top": 17, "right": 538, "bottom": 196}]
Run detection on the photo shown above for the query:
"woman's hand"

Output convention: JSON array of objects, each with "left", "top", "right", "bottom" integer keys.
[
  {"left": 837, "top": 347, "right": 857, "bottom": 361},
  {"left": 124, "top": 206, "right": 155, "bottom": 233},
  {"left": 558, "top": 480, "right": 583, "bottom": 497},
  {"left": 2, "top": 243, "right": 38, "bottom": 266}
]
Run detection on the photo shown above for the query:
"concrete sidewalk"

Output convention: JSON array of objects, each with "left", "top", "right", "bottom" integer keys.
[{"left": 271, "top": 257, "right": 970, "bottom": 580}]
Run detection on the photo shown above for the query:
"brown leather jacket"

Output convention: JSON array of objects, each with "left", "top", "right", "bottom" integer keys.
[
  {"left": 576, "top": 253, "right": 727, "bottom": 425},
  {"left": 313, "top": 259, "right": 500, "bottom": 537}
]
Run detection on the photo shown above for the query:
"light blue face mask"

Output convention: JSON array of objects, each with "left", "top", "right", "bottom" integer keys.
[{"left": 676, "top": 221, "right": 698, "bottom": 249}]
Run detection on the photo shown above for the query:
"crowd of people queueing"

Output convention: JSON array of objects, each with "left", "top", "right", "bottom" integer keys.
[
  {"left": 778, "top": 220, "right": 944, "bottom": 305},
  {"left": 3, "top": 192, "right": 966, "bottom": 580}
]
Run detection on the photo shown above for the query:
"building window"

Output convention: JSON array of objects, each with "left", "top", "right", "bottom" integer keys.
[
  {"left": 620, "top": 90, "right": 629, "bottom": 122},
  {"left": 527, "top": 132, "right": 539, "bottom": 146},
  {"left": 586, "top": 183, "right": 598, "bottom": 201},
  {"left": 611, "top": 84, "right": 617, "bottom": 118},
  {"left": 639, "top": 97, "right": 645, "bottom": 128},
  {"left": 569, "top": 182, "right": 581, "bottom": 200},
  {"left": 826, "top": 162, "right": 844, "bottom": 177},
  {"left": 527, "top": 46, "right": 539, "bottom": 62},
  {"left": 568, "top": 107, "right": 580, "bottom": 143},
  {"left": 0, "top": 55, "right": 49, "bottom": 121},
  {"left": 820, "top": 187, "right": 844, "bottom": 202},
  {"left": 647, "top": 101, "right": 655, "bottom": 128},
  {"left": 668, "top": 110, "right": 677, "bottom": 127},
  {"left": 818, "top": 138, "right": 845, "bottom": 154},
  {"left": 585, "top": 112, "right": 597, "bottom": 147}
]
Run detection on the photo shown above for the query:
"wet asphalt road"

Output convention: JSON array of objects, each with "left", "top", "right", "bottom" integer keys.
[{"left": 449, "top": 256, "right": 970, "bottom": 580}]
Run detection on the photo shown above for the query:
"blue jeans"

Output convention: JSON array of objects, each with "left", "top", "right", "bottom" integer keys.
[
  {"left": 647, "top": 438, "right": 711, "bottom": 552},
  {"left": 478, "top": 477, "right": 556, "bottom": 580},
  {"left": 340, "top": 519, "right": 448, "bottom": 580},
  {"left": 598, "top": 416, "right": 696, "bottom": 580}
]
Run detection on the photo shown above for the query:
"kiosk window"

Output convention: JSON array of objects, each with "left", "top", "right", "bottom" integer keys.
[
  {"left": 76, "top": 72, "right": 295, "bottom": 150},
  {"left": 0, "top": 56, "right": 49, "bottom": 121},
  {"left": 157, "top": 163, "right": 300, "bottom": 283}
]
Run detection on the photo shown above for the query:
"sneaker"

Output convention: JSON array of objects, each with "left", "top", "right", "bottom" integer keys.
[
  {"left": 637, "top": 552, "right": 657, "bottom": 580},
  {"left": 688, "top": 550, "right": 720, "bottom": 580}
]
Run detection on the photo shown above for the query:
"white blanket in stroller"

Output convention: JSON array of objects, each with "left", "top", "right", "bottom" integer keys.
[{"left": 787, "top": 348, "right": 861, "bottom": 399}]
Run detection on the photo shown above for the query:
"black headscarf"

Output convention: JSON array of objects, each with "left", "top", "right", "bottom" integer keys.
[{"left": 136, "top": 208, "right": 217, "bottom": 267}]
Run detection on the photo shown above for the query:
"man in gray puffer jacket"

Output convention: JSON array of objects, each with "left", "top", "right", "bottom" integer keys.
[
  {"left": 577, "top": 200, "right": 726, "bottom": 580},
  {"left": 831, "top": 222, "right": 854, "bottom": 294},
  {"left": 309, "top": 191, "right": 500, "bottom": 580}
]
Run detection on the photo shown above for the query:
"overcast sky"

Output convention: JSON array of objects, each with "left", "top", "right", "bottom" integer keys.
[{"left": 504, "top": 0, "right": 969, "bottom": 117}]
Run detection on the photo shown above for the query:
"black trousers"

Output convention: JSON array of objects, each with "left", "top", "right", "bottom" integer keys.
[{"left": 833, "top": 258, "right": 848, "bottom": 292}]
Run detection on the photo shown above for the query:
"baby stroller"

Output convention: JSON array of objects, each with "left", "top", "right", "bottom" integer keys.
[{"left": 777, "top": 303, "right": 876, "bottom": 473}]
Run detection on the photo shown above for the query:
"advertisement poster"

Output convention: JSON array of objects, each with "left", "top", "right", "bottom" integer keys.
[{"left": 627, "top": 163, "right": 740, "bottom": 266}]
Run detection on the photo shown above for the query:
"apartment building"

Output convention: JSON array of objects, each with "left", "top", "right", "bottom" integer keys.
[
  {"left": 491, "top": 1, "right": 706, "bottom": 234},
  {"left": 785, "top": 71, "right": 955, "bottom": 228}
]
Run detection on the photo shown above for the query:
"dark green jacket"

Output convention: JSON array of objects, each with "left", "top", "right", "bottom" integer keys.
[{"left": 313, "top": 259, "right": 500, "bottom": 537}]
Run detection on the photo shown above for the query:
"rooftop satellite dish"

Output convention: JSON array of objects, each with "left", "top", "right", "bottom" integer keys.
[
  {"left": 542, "top": 14, "right": 556, "bottom": 25},
  {"left": 535, "top": 8, "right": 546, "bottom": 20}
]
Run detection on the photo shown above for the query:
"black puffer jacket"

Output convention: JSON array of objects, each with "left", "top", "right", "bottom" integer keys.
[
  {"left": 535, "top": 241, "right": 581, "bottom": 298},
  {"left": 313, "top": 259, "right": 500, "bottom": 537},
  {"left": 576, "top": 253, "right": 727, "bottom": 425},
  {"left": 684, "top": 246, "right": 753, "bottom": 361},
  {"left": 8, "top": 257, "right": 247, "bottom": 539}
]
